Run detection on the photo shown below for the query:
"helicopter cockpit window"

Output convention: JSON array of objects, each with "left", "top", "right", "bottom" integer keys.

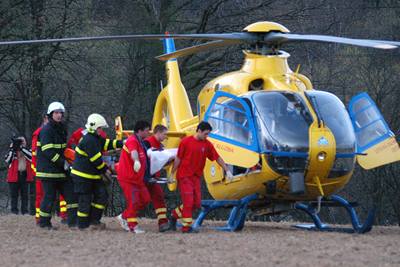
[
  {"left": 306, "top": 91, "right": 356, "bottom": 153},
  {"left": 306, "top": 91, "right": 356, "bottom": 179},
  {"left": 208, "top": 99, "right": 253, "bottom": 147},
  {"left": 252, "top": 91, "right": 312, "bottom": 153}
]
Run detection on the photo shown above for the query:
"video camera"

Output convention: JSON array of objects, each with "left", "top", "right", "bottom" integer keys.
[{"left": 11, "top": 137, "right": 23, "bottom": 151}]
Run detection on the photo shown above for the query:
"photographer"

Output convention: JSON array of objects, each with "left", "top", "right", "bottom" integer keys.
[{"left": 4, "top": 136, "right": 33, "bottom": 215}]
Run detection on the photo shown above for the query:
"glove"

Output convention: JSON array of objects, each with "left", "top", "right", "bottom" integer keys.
[
  {"left": 64, "top": 161, "right": 70, "bottom": 171},
  {"left": 226, "top": 170, "right": 234, "bottom": 181},
  {"left": 133, "top": 160, "right": 141, "bottom": 172}
]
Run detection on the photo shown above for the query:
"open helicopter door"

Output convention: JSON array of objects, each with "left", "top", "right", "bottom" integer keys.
[
  {"left": 204, "top": 91, "right": 260, "bottom": 183},
  {"left": 348, "top": 92, "right": 400, "bottom": 169}
]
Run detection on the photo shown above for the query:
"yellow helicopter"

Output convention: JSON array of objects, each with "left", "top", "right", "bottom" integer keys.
[{"left": 2, "top": 21, "right": 400, "bottom": 233}]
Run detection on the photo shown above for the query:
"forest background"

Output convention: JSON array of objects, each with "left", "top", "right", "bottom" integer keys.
[{"left": 0, "top": 0, "right": 399, "bottom": 226}]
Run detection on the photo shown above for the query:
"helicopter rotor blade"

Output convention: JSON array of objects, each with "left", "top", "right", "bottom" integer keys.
[
  {"left": 156, "top": 40, "right": 242, "bottom": 61},
  {"left": 0, "top": 33, "right": 256, "bottom": 46},
  {"left": 265, "top": 32, "right": 398, "bottom": 49}
]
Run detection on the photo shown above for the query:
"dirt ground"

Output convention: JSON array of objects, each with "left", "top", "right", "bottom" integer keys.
[{"left": 0, "top": 214, "right": 399, "bottom": 267}]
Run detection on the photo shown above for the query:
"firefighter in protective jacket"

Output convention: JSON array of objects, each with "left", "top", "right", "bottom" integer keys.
[
  {"left": 71, "top": 113, "right": 123, "bottom": 229},
  {"left": 37, "top": 102, "right": 78, "bottom": 229}
]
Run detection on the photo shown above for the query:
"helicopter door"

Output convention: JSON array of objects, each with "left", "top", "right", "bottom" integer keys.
[
  {"left": 204, "top": 91, "right": 260, "bottom": 175},
  {"left": 348, "top": 92, "right": 400, "bottom": 169}
]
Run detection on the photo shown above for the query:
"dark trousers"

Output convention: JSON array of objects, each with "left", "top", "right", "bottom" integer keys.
[
  {"left": 29, "top": 181, "right": 36, "bottom": 215},
  {"left": 39, "top": 178, "right": 78, "bottom": 227},
  {"left": 8, "top": 171, "right": 28, "bottom": 214},
  {"left": 73, "top": 176, "right": 108, "bottom": 229}
]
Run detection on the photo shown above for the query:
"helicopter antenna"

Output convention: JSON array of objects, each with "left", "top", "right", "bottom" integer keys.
[{"left": 295, "top": 64, "right": 301, "bottom": 74}]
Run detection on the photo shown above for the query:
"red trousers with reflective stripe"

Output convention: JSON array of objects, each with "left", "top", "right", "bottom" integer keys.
[
  {"left": 146, "top": 183, "right": 168, "bottom": 225},
  {"left": 35, "top": 178, "right": 67, "bottom": 221},
  {"left": 35, "top": 178, "right": 43, "bottom": 213},
  {"left": 119, "top": 181, "right": 151, "bottom": 228},
  {"left": 172, "top": 176, "right": 201, "bottom": 230}
]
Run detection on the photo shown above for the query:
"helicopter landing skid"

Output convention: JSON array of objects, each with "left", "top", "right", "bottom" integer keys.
[
  {"left": 294, "top": 194, "right": 375, "bottom": 234},
  {"left": 192, "top": 194, "right": 258, "bottom": 232}
]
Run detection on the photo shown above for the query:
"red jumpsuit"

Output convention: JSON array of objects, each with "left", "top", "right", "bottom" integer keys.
[
  {"left": 32, "top": 127, "right": 42, "bottom": 222},
  {"left": 171, "top": 136, "right": 219, "bottom": 232},
  {"left": 117, "top": 134, "right": 150, "bottom": 230},
  {"left": 144, "top": 135, "right": 168, "bottom": 226},
  {"left": 67, "top": 127, "right": 107, "bottom": 149}
]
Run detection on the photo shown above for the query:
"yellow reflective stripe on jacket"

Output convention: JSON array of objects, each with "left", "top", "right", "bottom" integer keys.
[
  {"left": 103, "top": 139, "right": 110, "bottom": 151},
  {"left": 71, "top": 169, "right": 101, "bottom": 179},
  {"left": 36, "top": 172, "right": 66, "bottom": 178},
  {"left": 155, "top": 208, "right": 167, "bottom": 214},
  {"left": 32, "top": 151, "right": 36, "bottom": 156},
  {"left": 51, "top": 153, "right": 60, "bottom": 162},
  {"left": 60, "top": 200, "right": 67, "bottom": 206},
  {"left": 75, "top": 147, "right": 88, "bottom": 157},
  {"left": 39, "top": 211, "right": 51, "bottom": 217},
  {"left": 127, "top": 217, "right": 138, "bottom": 223},
  {"left": 123, "top": 145, "right": 129, "bottom": 153},
  {"left": 77, "top": 211, "right": 89, "bottom": 217},
  {"left": 96, "top": 162, "right": 106, "bottom": 170},
  {"left": 36, "top": 142, "right": 41, "bottom": 147},
  {"left": 31, "top": 164, "right": 36, "bottom": 172},
  {"left": 67, "top": 203, "right": 78, "bottom": 209},
  {"left": 91, "top": 203, "right": 105, "bottom": 210},
  {"left": 113, "top": 140, "right": 117, "bottom": 149},
  {"left": 60, "top": 207, "right": 67, "bottom": 212},
  {"left": 35, "top": 208, "right": 40, "bottom": 218},
  {"left": 90, "top": 152, "right": 102, "bottom": 162},
  {"left": 42, "top": 143, "right": 67, "bottom": 151}
]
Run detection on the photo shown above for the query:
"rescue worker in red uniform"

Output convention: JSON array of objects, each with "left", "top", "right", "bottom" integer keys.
[
  {"left": 143, "top": 124, "right": 170, "bottom": 232},
  {"left": 170, "top": 121, "right": 233, "bottom": 233},
  {"left": 116, "top": 121, "right": 151, "bottom": 233},
  {"left": 67, "top": 127, "right": 107, "bottom": 149},
  {"left": 71, "top": 114, "right": 123, "bottom": 230},
  {"left": 37, "top": 102, "right": 78, "bottom": 229},
  {"left": 5, "top": 136, "right": 33, "bottom": 214}
]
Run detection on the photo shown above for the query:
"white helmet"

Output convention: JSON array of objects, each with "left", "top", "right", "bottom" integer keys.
[
  {"left": 47, "top": 102, "right": 65, "bottom": 114},
  {"left": 85, "top": 113, "right": 109, "bottom": 132}
]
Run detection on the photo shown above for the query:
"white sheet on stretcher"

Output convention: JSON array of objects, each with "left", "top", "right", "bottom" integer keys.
[{"left": 147, "top": 148, "right": 177, "bottom": 175}]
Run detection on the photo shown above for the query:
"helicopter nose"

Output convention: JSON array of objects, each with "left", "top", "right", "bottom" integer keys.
[{"left": 305, "top": 125, "right": 336, "bottom": 196}]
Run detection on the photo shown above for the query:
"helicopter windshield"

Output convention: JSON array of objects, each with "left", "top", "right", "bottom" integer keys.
[
  {"left": 306, "top": 91, "right": 356, "bottom": 153},
  {"left": 252, "top": 91, "right": 313, "bottom": 153},
  {"left": 306, "top": 90, "right": 356, "bottom": 178}
]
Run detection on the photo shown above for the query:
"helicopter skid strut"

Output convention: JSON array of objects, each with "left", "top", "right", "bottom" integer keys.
[
  {"left": 294, "top": 195, "right": 375, "bottom": 234},
  {"left": 192, "top": 194, "right": 258, "bottom": 232}
]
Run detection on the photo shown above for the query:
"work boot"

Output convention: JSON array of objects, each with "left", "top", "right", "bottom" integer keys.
[
  {"left": 159, "top": 222, "right": 170, "bottom": 232},
  {"left": 39, "top": 224, "right": 58, "bottom": 231},
  {"left": 90, "top": 221, "right": 106, "bottom": 230},
  {"left": 169, "top": 217, "right": 177, "bottom": 231},
  {"left": 116, "top": 214, "right": 129, "bottom": 232},
  {"left": 130, "top": 225, "right": 145, "bottom": 234}
]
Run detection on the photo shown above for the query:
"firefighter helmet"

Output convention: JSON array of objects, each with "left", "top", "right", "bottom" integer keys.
[
  {"left": 47, "top": 102, "right": 65, "bottom": 114},
  {"left": 85, "top": 113, "right": 109, "bottom": 131}
]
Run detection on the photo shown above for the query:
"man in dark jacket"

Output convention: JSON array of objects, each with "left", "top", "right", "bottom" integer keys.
[
  {"left": 71, "top": 113, "right": 123, "bottom": 230},
  {"left": 37, "top": 102, "right": 78, "bottom": 229}
]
